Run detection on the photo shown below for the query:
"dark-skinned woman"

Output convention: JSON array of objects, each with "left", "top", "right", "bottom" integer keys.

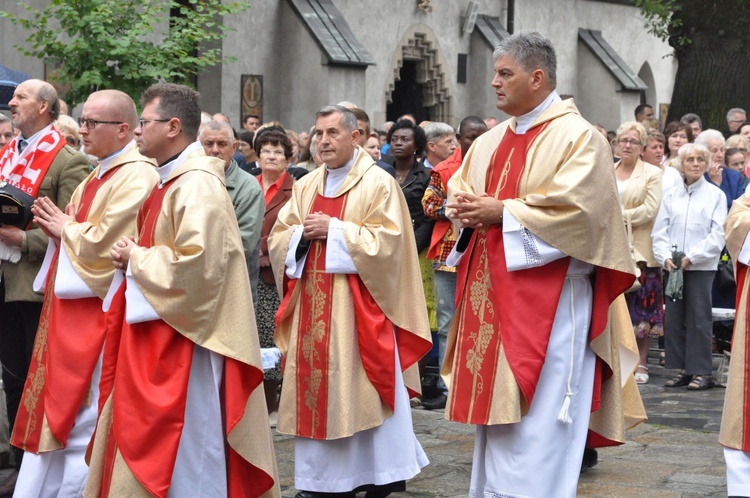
[{"left": 386, "top": 120, "right": 437, "bottom": 401}]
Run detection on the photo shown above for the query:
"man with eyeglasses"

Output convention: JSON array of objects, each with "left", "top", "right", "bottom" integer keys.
[
  {"left": 727, "top": 107, "right": 747, "bottom": 135},
  {"left": 86, "top": 83, "right": 279, "bottom": 497},
  {"left": 0, "top": 79, "right": 88, "bottom": 496},
  {"left": 8, "top": 89, "right": 158, "bottom": 496}
]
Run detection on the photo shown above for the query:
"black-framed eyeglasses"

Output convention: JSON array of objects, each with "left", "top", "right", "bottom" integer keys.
[
  {"left": 78, "top": 117, "right": 124, "bottom": 130},
  {"left": 138, "top": 118, "right": 171, "bottom": 128}
]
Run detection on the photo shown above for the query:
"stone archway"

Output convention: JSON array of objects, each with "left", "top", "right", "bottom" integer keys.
[
  {"left": 386, "top": 25, "right": 453, "bottom": 124},
  {"left": 638, "top": 61, "right": 656, "bottom": 108}
]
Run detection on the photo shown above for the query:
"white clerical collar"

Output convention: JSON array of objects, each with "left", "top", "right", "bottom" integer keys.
[
  {"left": 18, "top": 123, "right": 54, "bottom": 152},
  {"left": 514, "top": 90, "right": 561, "bottom": 135},
  {"left": 96, "top": 140, "right": 134, "bottom": 178},
  {"left": 324, "top": 149, "right": 358, "bottom": 197},
  {"left": 156, "top": 141, "right": 203, "bottom": 183}
]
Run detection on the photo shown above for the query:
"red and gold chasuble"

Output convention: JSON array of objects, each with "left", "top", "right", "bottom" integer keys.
[
  {"left": 12, "top": 168, "right": 118, "bottom": 453},
  {"left": 100, "top": 180, "right": 270, "bottom": 498},
  {"left": 447, "top": 123, "right": 573, "bottom": 424},
  {"left": 0, "top": 129, "right": 66, "bottom": 196},
  {"left": 276, "top": 191, "right": 425, "bottom": 439}
]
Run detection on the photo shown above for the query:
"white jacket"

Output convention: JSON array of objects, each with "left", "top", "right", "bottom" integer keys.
[{"left": 651, "top": 175, "right": 727, "bottom": 271}]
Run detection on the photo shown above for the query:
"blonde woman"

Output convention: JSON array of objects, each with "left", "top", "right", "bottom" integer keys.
[{"left": 614, "top": 121, "right": 664, "bottom": 384}]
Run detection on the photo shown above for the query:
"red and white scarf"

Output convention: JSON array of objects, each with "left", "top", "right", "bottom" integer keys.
[{"left": 0, "top": 124, "right": 66, "bottom": 197}]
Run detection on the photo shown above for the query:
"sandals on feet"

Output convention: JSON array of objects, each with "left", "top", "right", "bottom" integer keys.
[
  {"left": 634, "top": 365, "right": 649, "bottom": 384},
  {"left": 687, "top": 375, "right": 714, "bottom": 390},
  {"left": 665, "top": 371, "right": 692, "bottom": 387},
  {"left": 659, "top": 352, "right": 666, "bottom": 366}
]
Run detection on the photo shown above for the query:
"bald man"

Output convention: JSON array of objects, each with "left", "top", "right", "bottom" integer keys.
[
  {"left": 0, "top": 79, "right": 89, "bottom": 495},
  {"left": 9, "top": 89, "right": 159, "bottom": 496}
]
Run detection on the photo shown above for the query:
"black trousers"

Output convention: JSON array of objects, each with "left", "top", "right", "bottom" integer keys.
[
  {"left": 0, "top": 280, "right": 43, "bottom": 468},
  {"left": 664, "top": 270, "right": 715, "bottom": 376}
]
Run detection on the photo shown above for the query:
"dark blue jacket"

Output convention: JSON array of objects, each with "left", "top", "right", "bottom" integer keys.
[{"left": 705, "top": 167, "right": 744, "bottom": 211}]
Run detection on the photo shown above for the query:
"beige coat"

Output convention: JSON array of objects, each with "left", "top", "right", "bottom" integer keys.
[{"left": 616, "top": 158, "right": 663, "bottom": 268}]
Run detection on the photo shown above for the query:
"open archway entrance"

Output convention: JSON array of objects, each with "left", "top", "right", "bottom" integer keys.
[
  {"left": 386, "top": 29, "right": 452, "bottom": 124},
  {"left": 387, "top": 61, "right": 428, "bottom": 123}
]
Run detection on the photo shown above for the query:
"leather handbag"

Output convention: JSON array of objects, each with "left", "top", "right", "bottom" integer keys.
[
  {"left": 0, "top": 180, "right": 34, "bottom": 228},
  {"left": 716, "top": 248, "right": 735, "bottom": 290}
]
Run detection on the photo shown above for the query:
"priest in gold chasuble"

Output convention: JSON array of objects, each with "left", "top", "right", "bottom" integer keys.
[
  {"left": 721, "top": 195, "right": 750, "bottom": 496},
  {"left": 269, "top": 105, "right": 432, "bottom": 498},
  {"left": 84, "top": 84, "right": 279, "bottom": 498},
  {"left": 444, "top": 33, "right": 644, "bottom": 498},
  {"left": 12, "top": 90, "right": 158, "bottom": 497}
]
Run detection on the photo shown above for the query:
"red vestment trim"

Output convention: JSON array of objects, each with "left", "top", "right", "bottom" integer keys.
[
  {"left": 738, "top": 264, "right": 750, "bottom": 450},
  {"left": 110, "top": 179, "right": 191, "bottom": 497},
  {"left": 449, "top": 124, "right": 571, "bottom": 424},
  {"left": 11, "top": 168, "right": 118, "bottom": 454},
  {"left": 585, "top": 264, "right": 638, "bottom": 448},
  {"left": 108, "top": 179, "right": 271, "bottom": 497},
  {"left": 294, "top": 194, "right": 346, "bottom": 438}
]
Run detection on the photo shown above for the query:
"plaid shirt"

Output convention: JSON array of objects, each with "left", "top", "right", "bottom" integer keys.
[{"left": 422, "top": 169, "right": 457, "bottom": 272}]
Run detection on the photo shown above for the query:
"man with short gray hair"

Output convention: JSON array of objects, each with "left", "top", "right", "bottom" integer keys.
[
  {"left": 681, "top": 112, "right": 703, "bottom": 137},
  {"left": 728, "top": 107, "right": 747, "bottom": 134},
  {"left": 444, "top": 31, "right": 642, "bottom": 497},
  {"left": 269, "top": 104, "right": 432, "bottom": 498},
  {"left": 422, "top": 121, "right": 456, "bottom": 169},
  {"left": 200, "top": 120, "right": 264, "bottom": 301}
]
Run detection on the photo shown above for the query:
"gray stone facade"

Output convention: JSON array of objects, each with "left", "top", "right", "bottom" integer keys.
[{"left": 2, "top": 0, "right": 675, "bottom": 133}]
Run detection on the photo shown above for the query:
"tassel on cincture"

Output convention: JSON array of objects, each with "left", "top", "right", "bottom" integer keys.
[{"left": 557, "top": 392, "right": 573, "bottom": 424}]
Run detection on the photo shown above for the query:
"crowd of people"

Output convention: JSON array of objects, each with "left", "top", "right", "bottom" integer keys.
[{"left": 0, "top": 29, "right": 750, "bottom": 498}]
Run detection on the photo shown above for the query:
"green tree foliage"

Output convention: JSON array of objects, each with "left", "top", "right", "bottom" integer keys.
[
  {"left": 635, "top": 0, "right": 750, "bottom": 130},
  {"left": 0, "top": 0, "right": 249, "bottom": 106}
]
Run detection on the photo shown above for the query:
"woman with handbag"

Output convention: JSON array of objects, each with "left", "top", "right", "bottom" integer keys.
[
  {"left": 614, "top": 122, "right": 664, "bottom": 384},
  {"left": 652, "top": 143, "right": 728, "bottom": 390}
]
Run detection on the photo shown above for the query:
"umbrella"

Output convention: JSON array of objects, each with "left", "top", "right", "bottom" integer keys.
[
  {"left": 0, "top": 64, "right": 30, "bottom": 111},
  {"left": 665, "top": 247, "right": 686, "bottom": 301}
]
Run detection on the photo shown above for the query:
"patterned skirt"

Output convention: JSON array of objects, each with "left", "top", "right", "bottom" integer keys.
[
  {"left": 256, "top": 278, "right": 282, "bottom": 380},
  {"left": 624, "top": 265, "right": 664, "bottom": 338}
]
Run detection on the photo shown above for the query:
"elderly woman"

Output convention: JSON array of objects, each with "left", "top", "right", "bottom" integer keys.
[
  {"left": 696, "top": 129, "right": 744, "bottom": 211},
  {"left": 663, "top": 121, "right": 693, "bottom": 166},
  {"left": 652, "top": 143, "right": 728, "bottom": 390},
  {"left": 615, "top": 122, "right": 664, "bottom": 384},
  {"left": 254, "top": 130, "right": 295, "bottom": 422}
]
